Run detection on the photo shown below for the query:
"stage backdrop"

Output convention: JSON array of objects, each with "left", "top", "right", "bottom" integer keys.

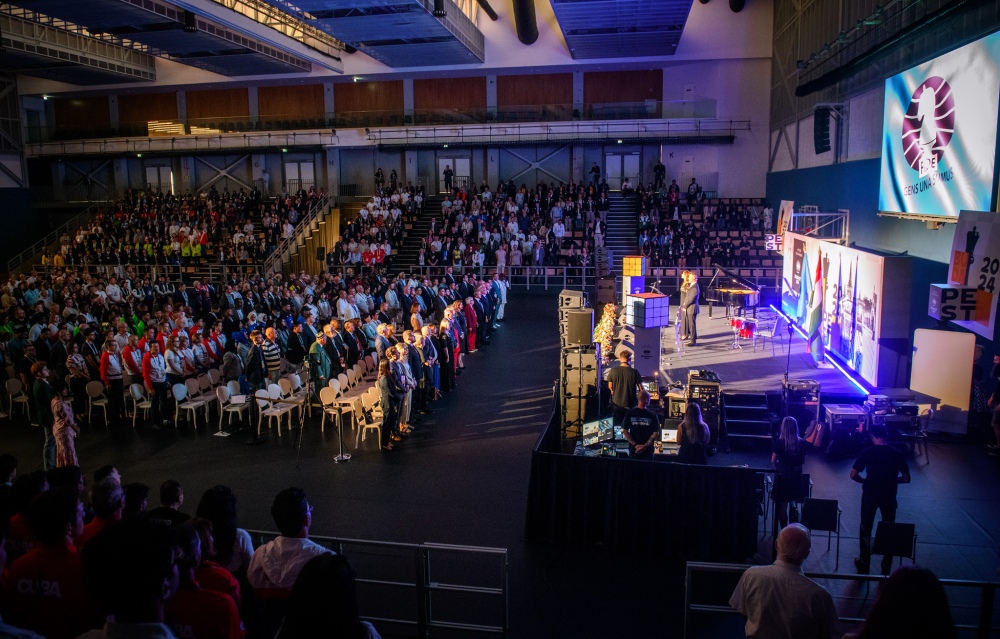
[
  {"left": 782, "top": 233, "right": 912, "bottom": 389},
  {"left": 878, "top": 30, "right": 1000, "bottom": 218}
]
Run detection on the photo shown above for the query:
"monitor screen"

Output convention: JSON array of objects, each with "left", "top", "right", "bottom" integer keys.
[
  {"left": 661, "top": 429, "right": 678, "bottom": 443},
  {"left": 879, "top": 31, "right": 1000, "bottom": 218}
]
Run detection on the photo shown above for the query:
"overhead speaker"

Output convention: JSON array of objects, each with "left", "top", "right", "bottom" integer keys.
[
  {"left": 183, "top": 11, "right": 197, "bottom": 32},
  {"left": 565, "top": 309, "right": 594, "bottom": 346},
  {"left": 316, "top": 246, "right": 325, "bottom": 261},
  {"left": 814, "top": 106, "right": 832, "bottom": 154},
  {"left": 729, "top": 0, "right": 745, "bottom": 12}
]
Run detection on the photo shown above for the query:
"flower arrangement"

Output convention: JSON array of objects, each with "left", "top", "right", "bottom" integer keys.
[{"left": 594, "top": 303, "right": 617, "bottom": 365}]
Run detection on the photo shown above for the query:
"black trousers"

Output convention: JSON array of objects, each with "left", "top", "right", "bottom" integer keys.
[{"left": 859, "top": 491, "right": 897, "bottom": 571}]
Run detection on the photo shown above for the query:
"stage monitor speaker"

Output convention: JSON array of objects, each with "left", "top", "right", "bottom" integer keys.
[
  {"left": 565, "top": 309, "right": 594, "bottom": 346},
  {"left": 564, "top": 369, "right": 597, "bottom": 389},
  {"left": 316, "top": 246, "right": 326, "bottom": 261},
  {"left": 814, "top": 106, "right": 832, "bottom": 154}
]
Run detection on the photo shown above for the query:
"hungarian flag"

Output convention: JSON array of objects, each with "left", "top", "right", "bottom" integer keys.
[{"left": 804, "top": 252, "right": 825, "bottom": 363}]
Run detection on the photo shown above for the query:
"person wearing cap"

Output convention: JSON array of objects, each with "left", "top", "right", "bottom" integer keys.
[{"left": 308, "top": 332, "right": 332, "bottom": 403}]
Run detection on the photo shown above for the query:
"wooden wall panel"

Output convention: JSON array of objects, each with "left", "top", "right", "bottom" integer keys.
[
  {"left": 584, "top": 70, "right": 663, "bottom": 104},
  {"left": 186, "top": 88, "right": 249, "bottom": 121},
  {"left": 414, "top": 77, "right": 486, "bottom": 111},
  {"left": 497, "top": 74, "right": 573, "bottom": 107},
  {"left": 118, "top": 93, "right": 178, "bottom": 124},
  {"left": 259, "top": 85, "right": 324, "bottom": 121},
  {"left": 334, "top": 81, "right": 404, "bottom": 113},
  {"left": 54, "top": 97, "right": 109, "bottom": 129}
]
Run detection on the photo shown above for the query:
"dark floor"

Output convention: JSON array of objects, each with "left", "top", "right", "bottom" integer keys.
[{"left": 2, "top": 292, "right": 999, "bottom": 638}]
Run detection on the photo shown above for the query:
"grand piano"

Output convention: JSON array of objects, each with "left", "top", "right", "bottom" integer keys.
[{"left": 704, "top": 265, "right": 761, "bottom": 318}]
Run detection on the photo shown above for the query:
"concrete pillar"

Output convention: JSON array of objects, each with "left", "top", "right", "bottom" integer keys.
[
  {"left": 404, "top": 150, "right": 417, "bottom": 189},
  {"left": 247, "top": 86, "right": 259, "bottom": 124},
  {"left": 403, "top": 78, "right": 414, "bottom": 124},
  {"left": 486, "top": 74, "right": 497, "bottom": 121},
  {"left": 571, "top": 144, "right": 584, "bottom": 183},
  {"left": 109, "top": 95, "right": 120, "bottom": 131},
  {"left": 176, "top": 91, "right": 187, "bottom": 123},
  {"left": 326, "top": 149, "right": 340, "bottom": 196},
  {"left": 573, "top": 70, "right": 584, "bottom": 118},
  {"left": 112, "top": 158, "right": 129, "bottom": 196},
  {"left": 323, "top": 82, "right": 335, "bottom": 121},
  {"left": 487, "top": 148, "right": 499, "bottom": 186},
  {"left": 178, "top": 156, "right": 194, "bottom": 194},
  {"left": 51, "top": 160, "right": 66, "bottom": 200}
]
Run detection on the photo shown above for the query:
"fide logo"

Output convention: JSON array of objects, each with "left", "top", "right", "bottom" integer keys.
[{"left": 901, "top": 76, "right": 955, "bottom": 178}]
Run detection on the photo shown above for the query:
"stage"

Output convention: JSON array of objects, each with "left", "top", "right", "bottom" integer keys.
[{"left": 654, "top": 304, "right": 864, "bottom": 398}]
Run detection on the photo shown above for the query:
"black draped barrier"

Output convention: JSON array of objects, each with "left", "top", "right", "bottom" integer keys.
[{"left": 525, "top": 414, "right": 762, "bottom": 561}]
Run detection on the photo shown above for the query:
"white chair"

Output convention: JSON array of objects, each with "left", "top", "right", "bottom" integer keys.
[
  {"left": 755, "top": 315, "right": 784, "bottom": 355},
  {"left": 363, "top": 355, "right": 376, "bottom": 381},
  {"left": 86, "top": 381, "right": 109, "bottom": 425},
  {"left": 207, "top": 368, "right": 222, "bottom": 387},
  {"left": 255, "top": 389, "right": 290, "bottom": 435},
  {"left": 216, "top": 385, "right": 250, "bottom": 431},
  {"left": 173, "top": 383, "right": 205, "bottom": 429},
  {"left": 267, "top": 383, "right": 296, "bottom": 432},
  {"left": 361, "top": 387, "right": 383, "bottom": 424},
  {"left": 6, "top": 379, "right": 29, "bottom": 418},
  {"left": 227, "top": 380, "right": 242, "bottom": 397},
  {"left": 185, "top": 378, "right": 212, "bottom": 420},
  {"left": 128, "top": 384, "right": 152, "bottom": 430},
  {"left": 355, "top": 397, "right": 381, "bottom": 447},
  {"left": 198, "top": 374, "right": 213, "bottom": 397},
  {"left": 277, "top": 379, "right": 302, "bottom": 422},
  {"left": 319, "top": 386, "right": 341, "bottom": 433}
]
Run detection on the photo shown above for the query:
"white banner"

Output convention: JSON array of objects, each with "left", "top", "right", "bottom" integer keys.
[{"left": 944, "top": 210, "right": 1000, "bottom": 338}]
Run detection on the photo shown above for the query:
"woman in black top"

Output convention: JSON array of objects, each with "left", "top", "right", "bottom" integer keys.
[
  {"left": 772, "top": 416, "right": 808, "bottom": 528},
  {"left": 677, "top": 403, "right": 710, "bottom": 465}
]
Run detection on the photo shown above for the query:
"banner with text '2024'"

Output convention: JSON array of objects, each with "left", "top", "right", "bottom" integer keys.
[{"left": 878, "top": 31, "right": 1000, "bottom": 218}]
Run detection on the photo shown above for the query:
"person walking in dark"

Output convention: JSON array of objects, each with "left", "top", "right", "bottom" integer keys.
[
  {"left": 606, "top": 351, "right": 642, "bottom": 426},
  {"left": 850, "top": 423, "right": 910, "bottom": 575}
]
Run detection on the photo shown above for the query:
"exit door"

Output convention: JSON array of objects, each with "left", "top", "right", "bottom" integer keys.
[
  {"left": 605, "top": 152, "right": 640, "bottom": 190},
  {"left": 438, "top": 157, "right": 470, "bottom": 193}
]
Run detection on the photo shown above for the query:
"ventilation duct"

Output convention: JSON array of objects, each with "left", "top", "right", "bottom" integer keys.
[{"left": 512, "top": 0, "right": 538, "bottom": 45}]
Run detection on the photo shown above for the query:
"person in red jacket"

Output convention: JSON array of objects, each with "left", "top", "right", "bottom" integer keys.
[
  {"left": 463, "top": 297, "right": 478, "bottom": 352},
  {"left": 75, "top": 477, "right": 123, "bottom": 551},
  {"left": 99, "top": 339, "right": 125, "bottom": 424},
  {"left": 189, "top": 517, "right": 241, "bottom": 607},
  {"left": 8, "top": 487, "right": 96, "bottom": 639},
  {"left": 165, "top": 523, "right": 245, "bottom": 639},
  {"left": 5, "top": 471, "right": 48, "bottom": 567}
]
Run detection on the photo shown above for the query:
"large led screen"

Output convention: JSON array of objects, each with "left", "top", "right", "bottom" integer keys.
[
  {"left": 782, "top": 233, "right": 885, "bottom": 388},
  {"left": 879, "top": 31, "right": 1000, "bottom": 218}
]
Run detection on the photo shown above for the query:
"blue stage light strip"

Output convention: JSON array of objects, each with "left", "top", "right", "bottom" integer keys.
[{"left": 769, "top": 305, "right": 869, "bottom": 394}]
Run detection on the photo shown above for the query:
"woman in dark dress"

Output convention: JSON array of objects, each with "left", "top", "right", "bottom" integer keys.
[
  {"left": 677, "top": 403, "right": 710, "bottom": 465},
  {"left": 772, "top": 416, "right": 807, "bottom": 528}
]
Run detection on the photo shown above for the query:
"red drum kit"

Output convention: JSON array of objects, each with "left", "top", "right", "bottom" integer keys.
[{"left": 729, "top": 315, "right": 756, "bottom": 349}]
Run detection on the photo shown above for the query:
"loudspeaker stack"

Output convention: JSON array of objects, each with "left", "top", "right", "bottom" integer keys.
[{"left": 558, "top": 291, "right": 598, "bottom": 438}]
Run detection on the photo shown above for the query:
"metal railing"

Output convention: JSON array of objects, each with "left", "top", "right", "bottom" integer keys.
[
  {"left": 245, "top": 530, "right": 508, "bottom": 638},
  {"left": 403, "top": 265, "right": 595, "bottom": 292},
  {"left": 7, "top": 202, "right": 110, "bottom": 275},
  {"left": 30, "top": 99, "right": 720, "bottom": 144},
  {"left": 684, "top": 562, "right": 999, "bottom": 639},
  {"left": 26, "top": 262, "right": 264, "bottom": 287},
  {"left": 263, "top": 192, "right": 331, "bottom": 275}
]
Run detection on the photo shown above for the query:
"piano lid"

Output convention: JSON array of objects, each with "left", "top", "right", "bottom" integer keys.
[{"left": 706, "top": 264, "right": 761, "bottom": 293}]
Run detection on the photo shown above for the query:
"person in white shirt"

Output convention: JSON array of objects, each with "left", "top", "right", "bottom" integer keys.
[
  {"left": 248, "top": 488, "right": 333, "bottom": 591},
  {"left": 336, "top": 291, "right": 351, "bottom": 321},
  {"left": 106, "top": 278, "right": 123, "bottom": 304}
]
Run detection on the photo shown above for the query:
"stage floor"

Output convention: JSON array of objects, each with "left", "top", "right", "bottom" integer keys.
[{"left": 653, "top": 304, "right": 863, "bottom": 397}]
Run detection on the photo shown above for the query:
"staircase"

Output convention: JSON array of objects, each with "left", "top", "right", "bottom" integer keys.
[
  {"left": 604, "top": 195, "right": 638, "bottom": 274},
  {"left": 722, "top": 392, "right": 775, "bottom": 445},
  {"left": 394, "top": 196, "right": 441, "bottom": 267}
]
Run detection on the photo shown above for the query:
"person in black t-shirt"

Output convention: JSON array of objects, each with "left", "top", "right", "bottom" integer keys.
[
  {"left": 622, "top": 391, "right": 660, "bottom": 460},
  {"left": 850, "top": 424, "right": 910, "bottom": 575},
  {"left": 606, "top": 351, "right": 643, "bottom": 426}
]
